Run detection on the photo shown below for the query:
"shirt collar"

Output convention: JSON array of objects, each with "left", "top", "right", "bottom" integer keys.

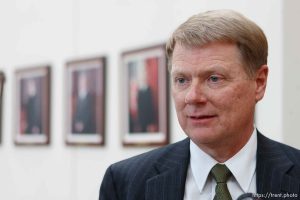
[
  {"left": 190, "top": 140, "right": 217, "bottom": 193},
  {"left": 225, "top": 129, "right": 257, "bottom": 192},
  {"left": 189, "top": 128, "right": 257, "bottom": 193}
]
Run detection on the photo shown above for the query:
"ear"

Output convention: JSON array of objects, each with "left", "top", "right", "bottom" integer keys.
[{"left": 255, "top": 65, "right": 268, "bottom": 102}]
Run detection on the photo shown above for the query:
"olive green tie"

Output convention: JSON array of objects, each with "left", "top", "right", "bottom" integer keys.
[{"left": 211, "top": 164, "right": 233, "bottom": 200}]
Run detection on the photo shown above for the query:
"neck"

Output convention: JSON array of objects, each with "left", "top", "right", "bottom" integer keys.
[{"left": 197, "top": 126, "right": 254, "bottom": 163}]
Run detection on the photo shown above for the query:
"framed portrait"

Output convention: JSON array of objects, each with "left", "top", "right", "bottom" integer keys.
[
  {"left": 121, "top": 44, "right": 169, "bottom": 146},
  {"left": 0, "top": 71, "right": 5, "bottom": 144},
  {"left": 14, "top": 66, "right": 51, "bottom": 145},
  {"left": 65, "top": 57, "right": 106, "bottom": 145}
]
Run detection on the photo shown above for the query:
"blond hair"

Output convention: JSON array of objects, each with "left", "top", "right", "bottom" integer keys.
[{"left": 166, "top": 10, "right": 268, "bottom": 77}]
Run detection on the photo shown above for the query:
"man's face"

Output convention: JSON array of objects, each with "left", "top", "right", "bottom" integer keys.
[{"left": 171, "top": 42, "right": 266, "bottom": 148}]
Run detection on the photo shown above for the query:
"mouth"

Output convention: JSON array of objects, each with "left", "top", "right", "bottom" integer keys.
[
  {"left": 188, "top": 114, "right": 216, "bottom": 119},
  {"left": 187, "top": 114, "right": 217, "bottom": 124}
]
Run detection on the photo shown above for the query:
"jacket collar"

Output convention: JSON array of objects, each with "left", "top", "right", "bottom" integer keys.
[
  {"left": 145, "top": 138, "right": 190, "bottom": 200},
  {"left": 256, "top": 131, "right": 299, "bottom": 194}
]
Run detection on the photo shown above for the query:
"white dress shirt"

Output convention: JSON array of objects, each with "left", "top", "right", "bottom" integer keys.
[{"left": 184, "top": 129, "right": 257, "bottom": 200}]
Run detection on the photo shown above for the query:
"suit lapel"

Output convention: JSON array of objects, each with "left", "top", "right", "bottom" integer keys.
[
  {"left": 145, "top": 138, "right": 190, "bottom": 200},
  {"left": 256, "top": 132, "right": 300, "bottom": 194}
]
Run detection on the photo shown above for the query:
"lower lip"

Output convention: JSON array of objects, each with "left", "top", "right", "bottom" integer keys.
[{"left": 188, "top": 116, "right": 216, "bottom": 125}]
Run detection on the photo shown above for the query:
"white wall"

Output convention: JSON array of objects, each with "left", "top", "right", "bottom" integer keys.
[
  {"left": 0, "top": 0, "right": 294, "bottom": 199},
  {"left": 282, "top": 0, "right": 300, "bottom": 148}
]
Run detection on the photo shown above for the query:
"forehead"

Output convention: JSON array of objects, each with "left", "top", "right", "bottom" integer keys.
[{"left": 171, "top": 42, "right": 244, "bottom": 73}]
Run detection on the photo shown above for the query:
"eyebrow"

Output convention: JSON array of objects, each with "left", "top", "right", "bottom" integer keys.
[
  {"left": 170, "top": 68, "right": 185, "bottom": 76},
  {"left": 171, "top": 65, "right": 228, "bottom": 76}
]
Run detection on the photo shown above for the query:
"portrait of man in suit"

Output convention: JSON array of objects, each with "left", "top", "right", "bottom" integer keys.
[
  {"left": 72, "top": 70, "right": 96, "bottom": 134},
  {"left": 21, "top": 78, "right": 43, "bottom": 134},
  {"left": 128, "top": 59, "right": 159, "bottom": 133},
  {"left": 100, "top": 10, "right": 300, "bottom": 200}
]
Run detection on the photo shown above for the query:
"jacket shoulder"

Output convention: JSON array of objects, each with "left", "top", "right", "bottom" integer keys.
[
  {"left": 111, "top": 138, "right": 189, "bottom": 174},
  {"left": 277, "top": 140, "right": 300, "bottom": 166},
  {"left": 100, "top": 138, "right": 189, "bottom": 199},
  {"left": 258, "top": 132, "right": 300, "bottom": 166}
]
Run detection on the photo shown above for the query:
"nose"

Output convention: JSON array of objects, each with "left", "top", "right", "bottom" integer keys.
[{"left": 184, "top": 81, "right": 207, "bottom": 104}]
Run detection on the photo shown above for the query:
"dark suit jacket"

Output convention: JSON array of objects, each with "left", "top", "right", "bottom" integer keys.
[
  {"left": 72, "top": 93, "right": 96, "bottom": 134},
  {"left": 137, "top": 86, "right": 156, "bottom": 132},
  {"left": 25, "top": 95, "right": 42, "bottom": 134},
  {"left": 100, "top": 132, "right": 300, "bottom": 199}
]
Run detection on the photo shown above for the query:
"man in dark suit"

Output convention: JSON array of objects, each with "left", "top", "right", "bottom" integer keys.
[
  {"left": 100, "top": 10, "right": 300, "bottom": 199},
  {"left": 24, "top": 78, "right": 42, "bottom": 134},
  {"left": 137, "top": 84, "right": 156, "bottom": 132},
  {"left": 72, "top": 71, "right": 96, "bottom": 134}
]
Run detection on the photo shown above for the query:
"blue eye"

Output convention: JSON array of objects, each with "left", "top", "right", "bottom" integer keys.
[
  {"left": 209, "top": 75, "right": 220, "bottom": 82},
  {"left": 177, "top": 78, "right": 186, "bottom": 84},
  {"left": 174, "top": 77, "right": 189, "bottom": 87}
]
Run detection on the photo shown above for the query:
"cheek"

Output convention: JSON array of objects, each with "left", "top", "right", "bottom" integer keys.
[
  {"left": 235, "top": 84, "right": 256, "bottom": 106},
  {"left": 215, "top": 86, "right": 255, "bottom": 119},
  {"left": 173, "top": 96, "right": 185, "bottom": 114},
  {"left": 172, "top": 91, "right": 184, "bottom": 109},
  {"left": 172, "top": 92, "right": 186, "bottom": 120},
  {"left": 210, "top": 87, "right": 243, "bottom": 111}
]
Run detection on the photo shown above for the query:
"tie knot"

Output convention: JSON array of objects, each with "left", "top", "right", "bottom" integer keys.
[{"left": 211, "top": 164, "right": 232, "bottom": 183}]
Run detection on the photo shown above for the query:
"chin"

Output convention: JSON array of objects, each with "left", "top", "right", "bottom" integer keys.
[{"left": 186, "top": 127, "right": 219, "bottom": 144}]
